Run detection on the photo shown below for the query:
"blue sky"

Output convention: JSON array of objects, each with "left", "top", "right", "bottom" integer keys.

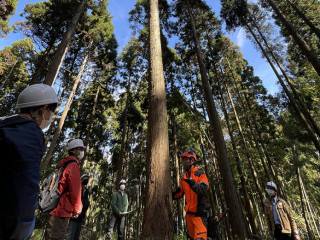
[{"left": 1, "top": 0, "right": 279, "bottom": 95}]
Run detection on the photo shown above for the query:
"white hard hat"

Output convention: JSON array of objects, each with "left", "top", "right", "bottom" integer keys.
[
  {"left": 81, "top": 174, "right": 90, "bottom": 179},
  {"left": 16, "top": 84, "right": 58, "bottom": 110},
  {"left": 120, "top": 179, "right": 126, "bottom": 185},
  {"left": 67, "top": 139, "right": 85, "bottom": 151},
  {"left": 266, "top": 181, "right": 277, "bottom": 191}
]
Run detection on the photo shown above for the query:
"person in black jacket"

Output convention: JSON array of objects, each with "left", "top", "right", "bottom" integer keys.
[
  {"left": 0, "top": 84, "right": 58, "bottom": 240},
  {"left": 65, "top": 174, "right": 91, "bottom": 240}
]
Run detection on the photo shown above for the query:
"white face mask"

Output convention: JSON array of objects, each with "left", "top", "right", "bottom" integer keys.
[
  {"left": 40, "top": 111, "right": 53, "bottom": 129},
  {"left": 77, "top": 151, "right": 85, "bottom": 160},
  {"left": 266, "top": 189, "right": 276, "bottom": 197},
  {"left": 120, "top": 185, "right": 125, "bottom": 191}
]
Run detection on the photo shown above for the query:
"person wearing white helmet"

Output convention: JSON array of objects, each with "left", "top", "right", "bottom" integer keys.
[
  {"left": 0, "top": 84, "right": 58, "bottom": 240},
  {"left": 264, "top": 181, "right": 300, "bottom": 240},
  {"left": 66, "top": 174, "right": 91, "bottom": 240},
  {"left": 43, "top": 139, "right": 85, "bottom": 240},
  {"left": 105, "top": 179, "right": 128, "bottom": 240}
]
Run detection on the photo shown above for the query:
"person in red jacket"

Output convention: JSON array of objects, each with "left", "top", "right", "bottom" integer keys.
[
  {"left": 43, "top": 139, "right": 85, "bottom": 240},
  {"left": 173, "top": 148, "right": 209, "bottom": 240}
]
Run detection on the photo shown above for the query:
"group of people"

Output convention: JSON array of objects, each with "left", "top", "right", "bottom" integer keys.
[{"left": 0, "top": 83, "right": 301, "bottom": 240}]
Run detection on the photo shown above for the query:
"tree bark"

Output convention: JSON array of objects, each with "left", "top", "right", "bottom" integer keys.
[
  {"left": 266, "top": 0, "right": 320, "bottom": 77},
  {"left": 141, "top": 0, "right": 174, "bottom": 239},
  {"left": 185, "top": 2, "right": 248, "bottom": 238},
  {"left": 43, "top": 0, "right": 87, "bottom": 86},
  {"left": 41, "top": 53, "right": 88, "bottom": 171}
]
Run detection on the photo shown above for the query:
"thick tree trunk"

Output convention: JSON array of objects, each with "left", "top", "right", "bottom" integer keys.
[
  {"left": 41, "top": 53, "right": 88, "bottom": 171},
  {"left": 266, "top": 0, "right": 320, "bottom": 77},
  {"left": 185, "top": 3, "right": 248, "bottom": 238},
  {"left": 43, "top": 0, "right": 87, "bottom": 86},
  {"left": 141, "top": 0, "right": 174, "bottom": 239}
]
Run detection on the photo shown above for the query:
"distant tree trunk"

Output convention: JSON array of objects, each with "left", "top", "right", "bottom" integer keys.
[
  {"left": 287, "top": 0, "right": 320, "bottom": 40},
  {"left": 115, "top": 76, "right": 131, "bottom": 187},
  {"left": 81, "top": 78, "right": 101, "bottom": 171},
  {"left": 248, "top": 14, "right": 320, "bottom": 139},
  {"left": 41, "top": 53, "right": 88, "bottom": 171},
  {"left": 245, "top": 21, "right": 320, "bottom": 152},
  {"left": 216, "top": 75, "right": 259, "bottom": 236},
  {"left": 293, "top": 145, "right": 313, "bottom": 239},
  {"left": 266, "top": 0, "right": 320, "bottom": 77},
  {"left": 172, "top": 116, "right": 183, "bottom": 233},
  {"left": 141, "top": 0, "right": 174, "bottom": 239},
  {"left": 43, "top": 0, "right": 87, "bottom": 86}
]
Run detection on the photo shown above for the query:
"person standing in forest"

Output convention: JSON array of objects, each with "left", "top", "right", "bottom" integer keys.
[
  {"left": 65, "top": 173, "right": 91, "bottom": 240},
  {"left": 173, "top": 148, "right": 209, "bottom": 240},
  {"left": 0, "top": 84, "right": 58, "bottom": 240},
  {"left": 105, "top": 179, "right": 128, "bottom": 240},
  {"left": 264, "top": 181, "right": 301, "bottom": 240},
  {"left": 43, "top": 139, "right": 85, "bottom": 240}
]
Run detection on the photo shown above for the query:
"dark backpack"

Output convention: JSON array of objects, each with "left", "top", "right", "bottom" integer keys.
[{"left": 38, "top": 160, "right": 77, "bottom": 213}]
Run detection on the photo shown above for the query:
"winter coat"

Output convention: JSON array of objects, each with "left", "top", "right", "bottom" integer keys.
[
  {"left": 111, "top": 190, "right": 128, "bottom": 216},
  {"left": 0, "top": 115, "right": 44, "bottom": 240},
  {"left": 264, "top": 197, "right": 298, "bottom": 235},
  {"left": 173, "top": 166, "right": 209, "bottom": 214},
  {"left": 50, "top": 156, "right": 82, "bottom": 217}
]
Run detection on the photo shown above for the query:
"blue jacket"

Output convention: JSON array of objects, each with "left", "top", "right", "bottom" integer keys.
[{"left": 0, "top": 115, "right": 44, "bottom": 240}]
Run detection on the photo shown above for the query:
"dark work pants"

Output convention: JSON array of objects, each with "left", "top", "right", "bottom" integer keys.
[
  {"left": 274, "top": 225, "right": 294, "bottom": 240},
  {"left": 65, "top": 220, "right": 82, "bottom": 240},
  {"left": 43, "top": 215, "right": 70, "bottom": 240},
  {"left": 105, "top": 215, "right": 125, "bottom": 240}
]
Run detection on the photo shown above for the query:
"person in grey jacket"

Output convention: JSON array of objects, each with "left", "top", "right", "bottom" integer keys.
[{"left": 105, "top": 179, "right": 128, "bottom": 240}]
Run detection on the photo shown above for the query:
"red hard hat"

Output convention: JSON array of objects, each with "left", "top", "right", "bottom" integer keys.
[{"left": 181, "top": 149, "right": 197, "bottom": 161}]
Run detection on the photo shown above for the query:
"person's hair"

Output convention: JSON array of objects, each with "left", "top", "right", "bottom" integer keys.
[{"left": 19, "top": 103, "right": 57, "bottom": 114}]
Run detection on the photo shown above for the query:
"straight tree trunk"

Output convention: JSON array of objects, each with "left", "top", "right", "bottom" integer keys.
[
  {"left": 80, "top": 78, "right": 101, "bottom": 171},
  {"left": 287, "top": 0, "right": 320, "bottom": 40},
  {"left": 216, "top": 75, "right": 259, "bottom": 236},
  {"left": 248, "top": 14, "right": 320, "bottom": 139},
  {"left": 43, "top": 0, "right": 87, "bottom": 86},
  {"left": 266, "top": 0, "right": 320, "bottom": 77},
  {"left": 293, "top": 145, "right": 313, "bottom": 239},
  {"left": 185, "top": 3, "right": 248, "bottom": 238},
  {"left": 115, "top": 76, "right": 131, "bottom": 186},
  {"left": 245, "top": 22, "right": 320, "bottom": 152},
  {"left": 141, "top": 0, "right": 174, "bottom": 239},
  {"left": 41, "top": 53, "right": 88, "bottom": 171}
]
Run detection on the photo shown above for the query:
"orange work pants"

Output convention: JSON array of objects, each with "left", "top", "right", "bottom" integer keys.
[{"left": 186, "top": 213, "right": 207, "bottom": 240}]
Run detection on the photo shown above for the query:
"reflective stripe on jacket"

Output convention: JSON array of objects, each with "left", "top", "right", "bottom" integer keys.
[
  {"left": 264, "top": 197, "right": 298, "bottom": 235},
  {"left": 50, "top": 156, "right": 82, "bottom": 217},
  {"left": 173, "top": 166, "right": 209, "bottom": 214}
]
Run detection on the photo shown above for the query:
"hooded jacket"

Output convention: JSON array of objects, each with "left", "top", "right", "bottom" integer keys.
[
  {"left": 50, "top": 156, "right": 82, "bottom": 218},
  {"left": 0, "top": 115, "right": 44, "bottom": 240}
]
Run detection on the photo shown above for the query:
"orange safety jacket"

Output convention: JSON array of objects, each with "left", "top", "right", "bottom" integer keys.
[{"left": 173, "top": 166, "right": 209, "bottom": 214}]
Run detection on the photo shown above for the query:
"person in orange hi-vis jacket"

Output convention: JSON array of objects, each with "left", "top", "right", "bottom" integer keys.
[{"left": 173, "top": 148, "right": 209, "bottom": 240}]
